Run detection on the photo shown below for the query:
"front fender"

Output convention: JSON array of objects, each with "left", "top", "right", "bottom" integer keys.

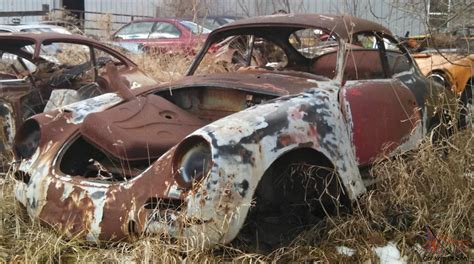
[{"left": 182, "top": 86, "right": 365, "bottom": 244}]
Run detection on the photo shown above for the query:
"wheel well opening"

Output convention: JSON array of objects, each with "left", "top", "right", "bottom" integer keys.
[
  {"left": 235, "top": 148, "right": 350, "bottom": 250},
  {"left": 458, "top": 77, "right": 473, "bottom": 129},
  {"left": 461, "top": 77, "right": 473, "bottom": 102},
  {"left": 427, "top": 70, "right": 452, "bottom": 90}
]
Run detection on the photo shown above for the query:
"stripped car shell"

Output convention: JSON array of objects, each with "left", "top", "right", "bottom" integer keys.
[
  {"left": 414, "top": 52, "right": 473, "bottom": 127},
  {"left": 13, "top": 14, "right": 454, "bottom": 247},
  {"left": 0, "top": 33, "right": 157, "bottom": 168}
]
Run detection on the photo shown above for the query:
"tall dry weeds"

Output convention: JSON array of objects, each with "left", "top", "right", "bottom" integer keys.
[
  {"left": 130, "top": 52, "right": 194, "bottom": 82},
  {"left": 0, "top": 126, "right": 472, "bottom": 263}
]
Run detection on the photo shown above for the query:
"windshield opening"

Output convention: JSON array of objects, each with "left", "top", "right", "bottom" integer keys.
[{"left": 192, "top": 27, "right": 341, "bottom": 80}]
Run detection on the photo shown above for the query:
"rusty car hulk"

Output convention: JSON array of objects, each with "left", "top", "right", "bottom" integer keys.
[
  {"left": 12, "top": 14, "right": 455, "bottom": 249},
  {"left": 414, "top": 53, "right": 473, "bottom": 128},
  {"left": 0, "top": 33, "right": 157, "bottom": 168}
]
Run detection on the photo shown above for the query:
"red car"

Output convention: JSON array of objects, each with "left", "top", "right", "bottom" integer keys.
[{"left": 111, "top": 18, "right": 210, "bottom": 54}]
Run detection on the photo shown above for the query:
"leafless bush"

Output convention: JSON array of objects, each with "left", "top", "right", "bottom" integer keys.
[
  {"left": 161, "top": 0, "right": 210, "bottom": 18},
  {"left": 130, "top": 51, "right": 194, "bottom": 82}
]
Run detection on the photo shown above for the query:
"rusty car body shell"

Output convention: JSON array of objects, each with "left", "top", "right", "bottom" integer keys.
[
  {"left": 414, "top": 52, "right": 473, "bottom": 127},
  {"left": 0, "top": 33, "right": 157, "bottom": 167},
  {"left": 12, "top": 14, "right": 452, "bottom": 247},
  {"left": 415, "top": 53, "right": 473, "bottom": 95}
]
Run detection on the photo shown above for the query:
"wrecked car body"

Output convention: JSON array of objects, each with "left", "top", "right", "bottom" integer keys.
[
  {"left": 12, "top": 14, "right": 454, "bottom": 248},
  {"left": 414, "top": 52, "right": 473, "bottom": 127},
  {"left": 0, "top": 32, "right": 157, "bottom": 168}
]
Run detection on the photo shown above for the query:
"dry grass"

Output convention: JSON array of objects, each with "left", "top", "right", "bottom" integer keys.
[
  {"left": 130, "top": 52, "right": 194, "bottom": 82},
  {"left": 126, "top": 47, "right": 230, "bottom": 82},
  {"left": 0, "top": 126, "right": 472, "bottom": 263}
]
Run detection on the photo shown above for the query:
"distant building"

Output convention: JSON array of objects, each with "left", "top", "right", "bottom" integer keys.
[{"left": 0, "top": 0, "right": 471, "bottom": 36}]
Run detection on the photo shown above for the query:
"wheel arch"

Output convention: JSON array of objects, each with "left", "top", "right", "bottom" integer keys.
[
  {"left": 254, "top": 146, "right": 351, "bottom": 204},
  {"left": 427, "top": 69, "right": 453, "bottom": 90}
]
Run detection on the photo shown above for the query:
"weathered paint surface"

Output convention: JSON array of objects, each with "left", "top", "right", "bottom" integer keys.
[
  {"left": 14, "top": 80, "right": 367, "bottom": 246},
  {"left": 343, "top": 78, "right": 422, "bottom": 165},
  {"left": 62, "top": 93, "right": 123, "bottom": 124},
  {"left": 159, "top": 84, "right": 366, "bottom": 244}
]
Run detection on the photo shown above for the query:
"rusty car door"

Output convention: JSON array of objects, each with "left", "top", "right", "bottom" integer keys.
[
  {"left": 340, "top": 34, "right": 421, "bottom": 166},
  {"left": 342, "top": 79, "right": 420, "bottom": 166}
]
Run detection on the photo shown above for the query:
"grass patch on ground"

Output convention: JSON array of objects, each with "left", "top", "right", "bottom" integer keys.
[{"left": 0, "top": 126, "right": 472, "bottom": 263}]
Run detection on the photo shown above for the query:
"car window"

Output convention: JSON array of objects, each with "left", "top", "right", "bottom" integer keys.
[
  {"left": 180, "top": 21, "right": 211, "bottom": 35},
  {"left": 0, "top": 52, "right": 36, "bottom": 76},
  {"left": 342, "top": 32, "right": 385, "bottom": 80},
  {"left": 382, "top": 37, "right": 413, "bottom": 75},
  {"left": 195, "top": 35, "right": 288, "bottom": 75},
  {"left": 289, "top": 28, "right": 338, "bottom": 59},
  {"left": 93, "top": 47, "right": 124, "bottom": 74},
  {"left": 203, "top": 18, "right": 221, "bottom": 30},
  {"left": 149, "top": 22, "right": 181, "bottom": 39},
  {"left": 115, "top": 22, "right": 155, "bottom": 40},
  {"left": 39, "top": 42, "right": 94, "bottom": 83}
]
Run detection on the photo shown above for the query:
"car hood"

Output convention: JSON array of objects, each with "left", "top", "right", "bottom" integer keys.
[{"left": 415, "top": 53, "right": 474, "bottom": 76}]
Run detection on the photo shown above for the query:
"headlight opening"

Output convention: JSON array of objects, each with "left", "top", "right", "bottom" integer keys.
[
  {"left": 173, "top": 137, "right": 212, "bottom": 188},
  {"left": 14, "top": 119, "right": 41, "bottom": 160}
]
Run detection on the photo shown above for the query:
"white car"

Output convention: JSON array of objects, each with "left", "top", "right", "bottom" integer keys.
[{"left": 0, "top": 23, "right": 72, "bottom": 34}]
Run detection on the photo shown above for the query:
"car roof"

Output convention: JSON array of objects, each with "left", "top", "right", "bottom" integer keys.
[
  {"left": 123, "top": 17, "right": 184, "bottom": 23},
  {"left": 0, "top": 32, "right": 94, "bottom": 43},
  {"left": 215, "top": 13, "right": 392, "bottom": 40},
  {"left": 0, "top": 32, "right": 135, "bottom": 65}
]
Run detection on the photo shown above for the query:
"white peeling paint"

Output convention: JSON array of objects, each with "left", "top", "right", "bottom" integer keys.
[{"left": 62, "top": 93, "right": 123, "bottom": 124}]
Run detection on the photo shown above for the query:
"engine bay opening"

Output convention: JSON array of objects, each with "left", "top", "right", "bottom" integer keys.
[
  {"left": 59, "top": 136, "right": 152, "bottom": 181},
  {"left": 157, "top": 86, "right": 275, "bottom": 122}
]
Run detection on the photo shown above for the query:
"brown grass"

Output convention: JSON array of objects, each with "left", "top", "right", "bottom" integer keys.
[
  {"left": 130, "top": 52, "right": 194, "bottom": 82},
  {"left": 0, "top": 48, "right": 472, "bottom": 262},
  {"left": 0, "top": 126, "right": 472, "bottom": 262}
]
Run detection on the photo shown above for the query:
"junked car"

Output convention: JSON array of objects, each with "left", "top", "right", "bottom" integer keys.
[
  {"left": 12, "top": 14, "right": 455, "bottom": 249},
  {"left": 111, "top": 18, "right": 210, "bottom": 54},
  {"left": 0, "top": 23, "right": 72, "bottom": 34},
  {"left": 182, "top": 15, "right": 243, "bottom": 30},
  {"left": 414, "top": 52, "right": 473, "bottom": 127},
  {"left": 0, "top": 32, "right": 157, "bottom": 168}
]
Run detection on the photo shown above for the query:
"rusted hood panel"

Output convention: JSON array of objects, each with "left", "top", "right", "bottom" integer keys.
[
  {"left": 156, "top": 71, "right": 327, "bottom": 96},
  {"left": 81, "top": 94, "right": 205, "bottom": 161}
]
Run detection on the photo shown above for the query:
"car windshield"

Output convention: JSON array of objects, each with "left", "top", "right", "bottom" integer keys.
[
  {"left": 193, "top": 27, "right": 339, "bottom": 79},
  {"left": 180, "top": 21, "right": 211, "bottom": 35}
]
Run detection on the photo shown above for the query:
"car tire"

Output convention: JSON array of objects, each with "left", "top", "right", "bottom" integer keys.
[{"left": 459, "top": 79, "right": 473, "bottom": 129}]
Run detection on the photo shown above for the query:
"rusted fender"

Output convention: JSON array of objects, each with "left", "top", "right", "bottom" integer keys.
[{"left": 154, "top": 83, "right": 366, "bottom": 245}]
